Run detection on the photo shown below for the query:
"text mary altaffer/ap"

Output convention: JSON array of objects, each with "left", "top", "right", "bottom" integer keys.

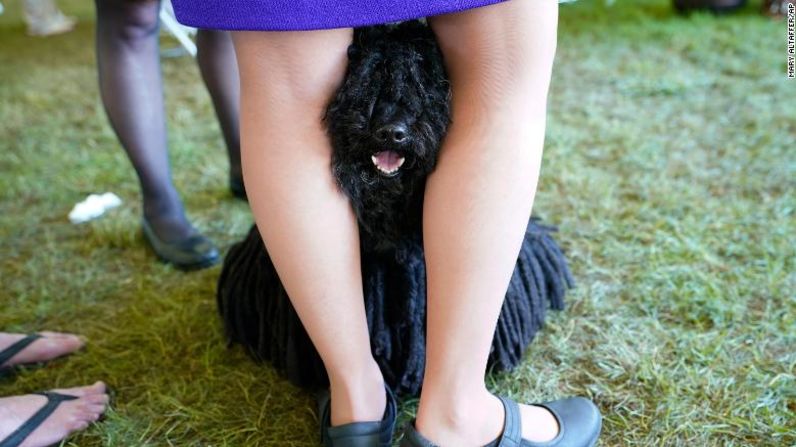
[{"left": 788, "top": 1, "right": 795, "bottom": 78}]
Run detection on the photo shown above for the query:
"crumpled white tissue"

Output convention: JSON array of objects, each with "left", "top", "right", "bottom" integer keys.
[{"left": 68, "top": 193, "right": 123, "bottom": 224}]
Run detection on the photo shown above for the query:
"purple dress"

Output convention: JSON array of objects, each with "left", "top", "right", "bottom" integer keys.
[{"left": 170, "top": 0, "right": 508, "bottom": 31}]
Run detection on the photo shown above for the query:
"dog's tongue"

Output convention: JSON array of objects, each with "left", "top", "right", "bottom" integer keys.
[{"left": 371, "top": 150, "right": 405, "bottom": 172}]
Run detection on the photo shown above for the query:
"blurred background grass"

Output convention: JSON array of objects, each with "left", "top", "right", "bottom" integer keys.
[{"left": 1, "top": 0, "right": 794, "bottom": 445}]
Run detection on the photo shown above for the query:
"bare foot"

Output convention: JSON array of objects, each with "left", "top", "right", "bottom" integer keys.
[
  {"left": 0, "top": 332, "right": 85, "bottom": 368},
  {"left": 415, "top": 391, "right": 559, "bottom": 446},
  {"left": 0, "top": 382, "right": 109, "bottom": 447}
]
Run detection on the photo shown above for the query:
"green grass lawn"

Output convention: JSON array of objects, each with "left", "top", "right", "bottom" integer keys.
[{"left": 1, "top": 0, "right": 794, "bottom": 445}]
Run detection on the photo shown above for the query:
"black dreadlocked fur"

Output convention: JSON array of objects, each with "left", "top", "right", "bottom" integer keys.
[
  {"left": 672, "top": 0, "right": 746, "bottom": 13},
  {"left": 217, "top": 21, "right": 574, "bottom": 396}
]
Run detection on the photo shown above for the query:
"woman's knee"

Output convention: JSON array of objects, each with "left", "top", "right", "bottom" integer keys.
[
  {"left": 232, "top": 29, "right": 352, "bottom": 107},
  {"left": 429, "top": 0, "right": 559, "bottom": 103},
  {"left": 95, "top": 0, "right": 161, "bottom": 41}
]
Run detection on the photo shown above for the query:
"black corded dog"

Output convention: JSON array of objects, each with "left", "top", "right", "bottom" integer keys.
[
  {"left": 672, "top": 0, "right": 746, "bottom": 13},
  {"left": 218, "top": 21, "right": 573, "bottom": 396}
]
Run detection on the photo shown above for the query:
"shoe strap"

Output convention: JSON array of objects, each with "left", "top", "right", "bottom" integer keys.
[
  {"left": 0, "top": 392, "right": 78, "bottom": 447},
  {"left": 493, "top": 396, "right": 523, "bottom": 447},
  {"left": 402, "top": 396, "right": 523, "bottom": 447},
  {"left": 0, "top": 334, "right": 42, "bottom": 368}
]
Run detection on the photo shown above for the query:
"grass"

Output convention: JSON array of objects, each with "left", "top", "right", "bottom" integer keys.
[{"left": 1, "top": 0, "right": 794, "bottom": 445}]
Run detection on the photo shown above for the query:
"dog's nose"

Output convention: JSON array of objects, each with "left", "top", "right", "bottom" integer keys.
[{"left": 375, "top": 124, "right": 409, "bottom": 144}]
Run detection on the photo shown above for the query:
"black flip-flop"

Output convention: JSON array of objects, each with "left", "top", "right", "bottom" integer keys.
[
  {"left": 0, "top": 392, "right": 79, "bottom": 447},
  {"left": 0, "top": 334, "right": 43, "bottom": 370}
]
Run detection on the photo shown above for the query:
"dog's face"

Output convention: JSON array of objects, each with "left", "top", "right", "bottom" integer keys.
[{"left": 326, "top": 21, "right": 451, "bottom": 193}]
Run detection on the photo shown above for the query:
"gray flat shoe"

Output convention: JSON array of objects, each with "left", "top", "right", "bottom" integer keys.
[
  {"left": 401, "top": 396, "right": 601, "bottom": 447},
  {"left": 141, "top": 218, "right": 219, "bottom": 271},
  {"left": 319, "top": 385, "right": 397, "bottom": 447}
]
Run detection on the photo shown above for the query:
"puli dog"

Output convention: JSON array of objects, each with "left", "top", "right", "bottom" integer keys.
[{"left": 218, "top": 21, "right": 573, "bottom": 396}]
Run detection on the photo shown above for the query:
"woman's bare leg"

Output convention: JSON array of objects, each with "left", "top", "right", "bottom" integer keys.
[
  {"left": 417, "top": 1, "right": 560, "bottom": 445},
  {"left": 232, "top": 30, "right": 385, "bottom": 426}
]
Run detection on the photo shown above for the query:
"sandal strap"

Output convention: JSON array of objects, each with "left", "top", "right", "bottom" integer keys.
[
  {"left": 0, "top": 392, "right": 79, "bottom": 447},
  {"left": 0, "top": 334, "right": 42, "bottom": 368}
]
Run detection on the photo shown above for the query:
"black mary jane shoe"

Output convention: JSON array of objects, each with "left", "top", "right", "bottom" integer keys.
[
  {"left": 0, "top": 392, "right": 79, "bottom": 447},
  {"left": 319, "top": 385, "right": 397, "bottom": 447},
  {"left": 401, "top": 396, "right": 601, "bottom": 447},
  {"left": 141, "top": 218, "right": 220, "bottom": 271}
]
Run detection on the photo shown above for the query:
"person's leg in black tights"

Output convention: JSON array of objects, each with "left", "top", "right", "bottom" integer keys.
[
  {"left": 95, "top": 0, "right": 242, "bottom": 244},
  {"left": 95, "top": 0, "right": 189, "bottom": 242},
  {"left": 196, "top": 29, "right": 242, "bottom": 191}
]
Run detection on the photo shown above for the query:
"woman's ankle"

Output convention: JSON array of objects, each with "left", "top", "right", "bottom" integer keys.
[
  {"left": 141, "top": 186, "right": 184, "bottom": 217},
  {"left": 415, "top": 385, "right": 561, "bottom": 445},
  {"left": 415, "top": 386, "right": 504, "bottom": 446},
  {"left": 327, "top": 361, "right": 386, "bottom": 426}
]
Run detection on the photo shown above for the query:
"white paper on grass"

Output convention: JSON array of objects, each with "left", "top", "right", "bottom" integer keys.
[{"left": 68, "top": 193, "right": 123, "bottom": 224}]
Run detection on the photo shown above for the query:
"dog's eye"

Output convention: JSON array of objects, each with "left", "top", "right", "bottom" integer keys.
[{"left": 365, "top": 99, "right": 377, "bottom": 121}]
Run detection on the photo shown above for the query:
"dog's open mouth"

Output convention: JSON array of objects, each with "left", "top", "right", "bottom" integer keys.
[{"left": 371, "top": 150, "right": 405, "bottom": 177}]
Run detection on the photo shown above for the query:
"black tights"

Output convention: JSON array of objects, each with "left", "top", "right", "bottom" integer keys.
[{"left": 95, "top": 0, "right": 240, "bottom": 241}]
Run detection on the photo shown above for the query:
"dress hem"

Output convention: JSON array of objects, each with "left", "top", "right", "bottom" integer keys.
[{"left": 171, "top": 0, "right": 509, "bottom": 32}]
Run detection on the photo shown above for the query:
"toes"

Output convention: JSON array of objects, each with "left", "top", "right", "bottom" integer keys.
[
  {"left": 21, "top": 333, "right": 86, "bottom": 363},
  {"left": 86, "top": 404, "right": 108, "bottom": 415},
  {"left": 69, "top": 408, "right": 101, "bottom": 427},
  {"left": 78, "top": 397, "right": 109, "bottom": 414},
  {"left": 70, "top": 419, "right": 90, "bottom": 432},
  {"left": 45, "top": 333, "right": 86, "bottom": 351},
  {"left": 81, "top": 409, "right": 103, "bottom": 422},
  {"left": 0, "top": 332, "right": 86, "bottom": 367},
  {"left": 38, "top": 331, "right": 79, "bottom": 339},
  {"left": 86, "top": 381, "right": 107, "bottom": 395},
  {"left": 40, "top": 338, "right": 70, "bottom": 353},
  {"left": 76, "top": 398, "right": 108, "bottom": 412},
  {"left": 52, "top": 381, "right": 107, "bottom": 397},
  {"left": 51, "top": 386, "right": 88, "bottom": 397},
  {"left": 84, "top": 393, "right": 110, "bottom": 405}
]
